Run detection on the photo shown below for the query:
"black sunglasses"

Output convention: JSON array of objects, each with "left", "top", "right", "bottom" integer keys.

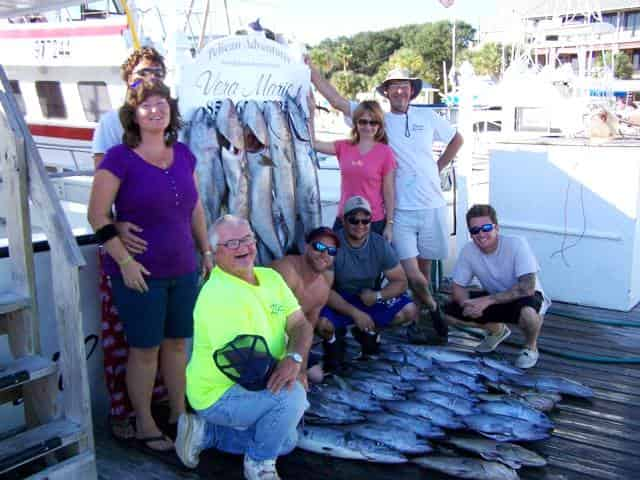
[
  {"left": 357, "top": 119, "right": 380, "bottom": 127},
  {"left": 469, "top": 223, "right": 494, "bottom": 235},
  {"left": 133, "top": 66, "right": 165, "bottom": 78},
  {"left": 347, "top": 216, "right": 371, "bottom": 226},
  {"left": 312, "top": 241, "right": 338, "bottom": 256}
]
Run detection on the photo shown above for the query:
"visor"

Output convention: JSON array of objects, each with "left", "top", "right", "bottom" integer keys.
[{"left": 213, "top": 334, "right": 277, "bottom": 391}]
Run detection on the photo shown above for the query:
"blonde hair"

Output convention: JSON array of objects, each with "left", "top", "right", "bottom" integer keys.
[{"left": 350, "top": 100, "right": 388, "bottom": 145}]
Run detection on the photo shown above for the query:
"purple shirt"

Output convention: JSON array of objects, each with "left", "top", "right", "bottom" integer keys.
[{"left": 99, "top": 142, "right": 198, "bottom": 279}]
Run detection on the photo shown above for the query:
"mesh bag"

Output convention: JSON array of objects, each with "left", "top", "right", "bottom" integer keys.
[{"left": 213, "top": 334, "right": 277, "bottom": 391}]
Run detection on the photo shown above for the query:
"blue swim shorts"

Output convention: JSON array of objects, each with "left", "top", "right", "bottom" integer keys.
[{"left": 319, "top": 291, "right": 413, "bottom": 329}]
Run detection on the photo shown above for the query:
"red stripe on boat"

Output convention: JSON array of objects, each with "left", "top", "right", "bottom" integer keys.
[
  {"left": 29, "top": 124, "right": 95, "bottom": 141},
  {"left": 0, "top": 24, "right": 127, "bottom": 39}
]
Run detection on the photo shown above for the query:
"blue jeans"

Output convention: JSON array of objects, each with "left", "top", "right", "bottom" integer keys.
[{"left": 197, "top": 382, "right": 308, "bottom": 461}]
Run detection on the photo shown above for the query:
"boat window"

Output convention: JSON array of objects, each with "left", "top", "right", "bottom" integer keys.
[
  {"left": 77, "top": 82, "right": 112, "bottom": 123},
  {"left": 35, "top": 81, "right": 67, "bottom": 119},
  {"left": 9, "top": 80, "right": 27, "bottom": 116}
]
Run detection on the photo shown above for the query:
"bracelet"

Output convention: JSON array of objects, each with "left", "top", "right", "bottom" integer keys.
[
  {"left": 95, "top": 223, "right": 118, "bottom": 244},
  {"left": 118, "top": 255, "right": 133, "bottom": 267},
  {"left": 387, "top": 219, "right": 394, "bottom": 224},
  {"left": 203, "top": 250, "right": 214, "bottom": 257}
]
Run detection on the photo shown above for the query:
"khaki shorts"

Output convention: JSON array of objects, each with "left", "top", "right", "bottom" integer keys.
[{"left": 392, "top": 207, "right": 449, "bottom": 261}]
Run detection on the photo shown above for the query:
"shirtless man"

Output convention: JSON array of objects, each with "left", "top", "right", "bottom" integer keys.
[{"left": 271, "top": 227, "right": 339, "bottom": 381}]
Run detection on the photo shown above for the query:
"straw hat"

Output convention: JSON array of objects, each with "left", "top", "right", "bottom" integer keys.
[{"left": 376, "top": 68, "right": 423, "bottom": 101}]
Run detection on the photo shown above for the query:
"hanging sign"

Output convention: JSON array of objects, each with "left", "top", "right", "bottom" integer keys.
[{"left": 178, "top": 34, "right": 309, "bottom": 116}]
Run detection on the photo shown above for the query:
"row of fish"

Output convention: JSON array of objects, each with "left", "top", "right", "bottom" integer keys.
[
  {"left": 186, "top": 95, "right": 322, "bottom": 262},
  {"left": 296, "top": 331, "right": 594, "bottom": 479}
]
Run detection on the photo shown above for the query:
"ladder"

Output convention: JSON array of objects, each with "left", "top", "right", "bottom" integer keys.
[{"left": 0, "top": 66, "right": 96, "bottom": 478}]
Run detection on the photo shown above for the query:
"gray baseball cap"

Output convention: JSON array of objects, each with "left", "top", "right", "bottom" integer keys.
[{"left": 343, "top": 196, "right": 372, "bottom": 216}]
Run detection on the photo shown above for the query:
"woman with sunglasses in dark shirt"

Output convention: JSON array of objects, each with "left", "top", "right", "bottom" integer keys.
[{"left": 312, "top": 100, "right": 397, "bottom": 242}]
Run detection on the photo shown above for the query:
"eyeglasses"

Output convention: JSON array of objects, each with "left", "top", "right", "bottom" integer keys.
[
  {"left": 346, "top": 216, "right": 371, "bottom": 226},
  {"left": 312, "top": 241, "right": 338, "bottom": 257},
  {"left": 132, "top": 66, "right": 165, "bottom": 79},
  {"left": 469, "top": 223, "right": 494, "bottom": 235},
  {"left": 357, "top": 119, "right": 380, "bottom": 127},
  {"left": 217, "top": 234, "right": 256, "bottom": 250}
]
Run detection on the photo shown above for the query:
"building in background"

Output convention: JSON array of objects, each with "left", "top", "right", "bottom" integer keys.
[{"left": 480, "top": 1, "right": 640, "bottom": 80}]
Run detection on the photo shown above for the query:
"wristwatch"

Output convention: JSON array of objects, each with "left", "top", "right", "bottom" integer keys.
[
  {"left": 376, "top": 291, "right": 383, "bottom": 302},
  {"left": 286, "top": 352, "right": 303, "bottom": 364}
]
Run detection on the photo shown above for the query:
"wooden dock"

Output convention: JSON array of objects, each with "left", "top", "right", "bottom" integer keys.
[{"left": 94, "top": 301, "right": 640, "bottom": 479}]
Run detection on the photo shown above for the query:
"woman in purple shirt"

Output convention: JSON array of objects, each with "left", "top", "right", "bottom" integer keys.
[{"left": 88, "top": 80, "right": 212, "bottom": 452}]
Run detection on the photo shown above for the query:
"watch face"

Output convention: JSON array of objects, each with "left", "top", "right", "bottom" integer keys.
[{"left": 288, "top": 352, "right": 302, "bottom": 363}]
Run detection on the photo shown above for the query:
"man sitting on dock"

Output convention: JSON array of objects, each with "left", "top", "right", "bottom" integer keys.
[
  {"left": 443, "top": 204, "right": 551, "bottom": 369},
  {"left": 319, "top": 196, "right": 417, "bottom": 366},
  {"left": 270, "top": 226, "right": 340, "bottom": 383},
  {"left": 176, "top": 215, "right": 312, "bottom": 480}
]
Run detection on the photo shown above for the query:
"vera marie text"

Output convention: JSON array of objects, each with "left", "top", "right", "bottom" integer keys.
[{"left": 195, "top": 70, "right": 296, "bottom": 98}]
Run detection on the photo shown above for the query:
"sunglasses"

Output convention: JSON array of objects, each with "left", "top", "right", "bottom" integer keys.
[
  {"left": 469, "top": 223, "right": 494, "bottom": 235},
  {"left": 218, "top": 234, "right": 256, "bottom": 250},
  {"left": 312, "top": 241, "right": 338, "bottom": 257},
  {"left": 347, "top": 216, "right": 371, "bottom": 226},
  {"left": 133, "top": 66, "right": 165, "bottom": 78},
  {"left": 357, "top": 119, "right": 380, "bottom": 127}
]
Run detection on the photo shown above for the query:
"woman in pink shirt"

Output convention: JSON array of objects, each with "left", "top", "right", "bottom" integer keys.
[{"left": 313, "top": 100, "right": 396, "bottom": 241}]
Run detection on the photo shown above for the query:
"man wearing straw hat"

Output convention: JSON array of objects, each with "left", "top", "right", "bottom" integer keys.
[{"left": 309, "top": 64, "right": 463, "bottom": 344}]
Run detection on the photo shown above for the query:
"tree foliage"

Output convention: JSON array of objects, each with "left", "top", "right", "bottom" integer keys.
[
  {"left": 614, "top": 52, "right": 633, "bottom": 79},
  {"left": 462, "top": 42, "right": 511, "bottom": 80},
  {"left": 309, "top": 20, "right": 476, "bottom": 95},
  {"left": 371, "top": 48, "right": 428, "bottom": 89},
  {"left": 594, "top": 51, "right": 633, "bottom": 79},
  {"left": 330, "top": 70, "right": 370, "bottom": 99}
]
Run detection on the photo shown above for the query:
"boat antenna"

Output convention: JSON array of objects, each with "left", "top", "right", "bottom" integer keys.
[
  {"left": 197, "top": 0, "right": 211, "bottom": 51},
  {"left": 224, "top": 0, "right": 231, "bottom": 34}
]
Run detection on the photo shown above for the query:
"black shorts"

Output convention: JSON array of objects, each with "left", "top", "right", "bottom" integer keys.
[{"left": 444, "top": 290, "right": 544, "bottom": 325}]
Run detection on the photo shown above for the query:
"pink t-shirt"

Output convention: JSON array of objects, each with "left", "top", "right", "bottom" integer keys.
[{"left": 334, "top": 139, "right": 397, "bottom": 221}]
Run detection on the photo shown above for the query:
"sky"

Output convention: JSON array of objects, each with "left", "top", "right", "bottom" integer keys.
[{"left": 153, "top": 0, "right": 500, "bottom": 46}]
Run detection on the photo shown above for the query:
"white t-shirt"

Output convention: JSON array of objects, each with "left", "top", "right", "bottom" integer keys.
[
  {"left": 452, "top": 235, "right": 551, "bottom": 315},
  {"left": 91, "top": 109, "right": 123, "bottom": 155},
  {"left": 349, "top": 102, "right": 456, "bottom": 210}
]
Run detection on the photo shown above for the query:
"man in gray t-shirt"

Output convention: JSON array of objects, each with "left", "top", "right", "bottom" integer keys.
[
  {"left": 444, "top": 204, "right": 550, "bottom": 369},
  {"left": 319, "top": 196, "right": 416, "bottom": 363}
]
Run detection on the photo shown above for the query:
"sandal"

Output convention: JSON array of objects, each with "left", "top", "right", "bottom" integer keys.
[
  {"left": 109, "top": 415, "right": 136, "bottom": 442},
  {"left": 136, "top": 434, "right": 174, "bottom": 454}
]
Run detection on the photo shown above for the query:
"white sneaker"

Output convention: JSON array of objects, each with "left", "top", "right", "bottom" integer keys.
[
  {"left": 175, "top": 413, "right": 206, "bottom": 469},
  {"left": 515, "top": 348, "right": 540, "bottom": 369},
  {"left": 475, "top": 325, "right": 511, "bottom": 353},
  {"left": 243, "top": 455, "right": 281, "bottom": 480}
]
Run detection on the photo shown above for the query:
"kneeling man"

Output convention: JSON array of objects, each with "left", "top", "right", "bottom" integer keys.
[
  {"left": 176, "top": 215, "right": 312, "bottom": 480},
  {"left": 320, "top": 196, "right": 417, "bottom": 364},
  {"left": 271, "top": 226, "right": 340, "bottom": 382},
  {"left": 444, "top": 204, "right": 550, "bottom": 369}
]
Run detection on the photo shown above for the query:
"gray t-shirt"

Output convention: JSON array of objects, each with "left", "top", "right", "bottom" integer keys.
[
  {"left": 452, "top": 234, "right": 551, "bottom": 314},
  {"left": 333, "top": 230, "right": 398, "bottom": 295}
]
